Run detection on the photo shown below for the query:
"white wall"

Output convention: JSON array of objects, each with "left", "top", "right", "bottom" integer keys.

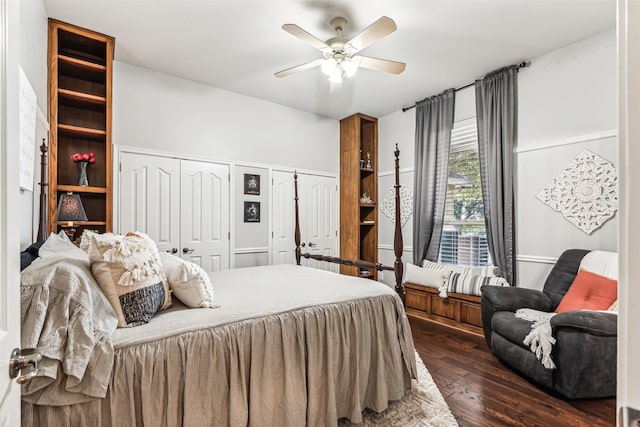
[
  {"left": 19, "top": 0, "right": 48, "bottom": 249},
  {"left": 378, "top": 29, "right": 617, "bottom": 290},
  {"left": 234, "top": 164, "right": 269, "bottom": 268},
  {"left": 517, "top": 29, "right": 617, "bottom": 289},
  {"left": 112, "top": 62, "right": 339, "bottom": 262},
  {"left": 113, "top": 61, "right": 338, "bottom": 172}
]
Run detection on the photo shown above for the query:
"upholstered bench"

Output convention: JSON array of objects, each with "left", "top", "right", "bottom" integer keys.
[{"left": 404, "top": 282, "right": 483, "bottom": 336}]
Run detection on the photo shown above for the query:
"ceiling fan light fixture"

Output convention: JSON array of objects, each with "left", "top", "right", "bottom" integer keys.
[
  {"left": 342, "top": 58, "right": 358, "bottom": 77},
  {"left": 321, "top": 58, "right": 337, "bottom": 76}
]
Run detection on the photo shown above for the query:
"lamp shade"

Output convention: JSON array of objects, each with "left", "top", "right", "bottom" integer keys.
[{"left": 55, "top": 192, "right": 88, "bottom": 223}]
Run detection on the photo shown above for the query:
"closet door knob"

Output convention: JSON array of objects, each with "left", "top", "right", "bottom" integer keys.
[
  {"left": 308, "top": 242, "right": 317, "bottom": 248},
  {"left": 167, "top": 248, "right": 178, "bottom": 254},
  {"left": 301, "top": 242, "right": 306, "bottom": 247},
  {"left": 182, "top": 247, "right": 195, "bottom": 254}
]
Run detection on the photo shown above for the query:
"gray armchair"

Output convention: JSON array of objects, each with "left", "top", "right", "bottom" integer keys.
[{"left": 481, "top": 249, "right": 617, "bottom": 399}]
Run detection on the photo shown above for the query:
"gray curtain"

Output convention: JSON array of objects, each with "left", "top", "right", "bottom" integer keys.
[
  {"left": 475, "top": 67, "right": 518, "bottom": 285},
  {"left": 413, "top": 89, "right": 455, "bottom": 265}
]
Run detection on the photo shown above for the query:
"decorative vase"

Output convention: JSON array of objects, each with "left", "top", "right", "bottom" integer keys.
[{"left": 78, "top": 161, "right": 89, "bottom": 186}]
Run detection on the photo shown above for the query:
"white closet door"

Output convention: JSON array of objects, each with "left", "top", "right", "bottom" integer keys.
[
  {"left": 272, "top": 171, "right": 297, "bottom": 265},
  {"left": 271, "top": 171, "right": 338, "bottom": 271},
  {"left": 119, "top": 152, "right": 181, "bottom": 254},
  {"left": 181, "top": 160, "right": 230, "bottom": 272},
  {"left": 302, "top": 175, "right": 338, "bottom": 272}
]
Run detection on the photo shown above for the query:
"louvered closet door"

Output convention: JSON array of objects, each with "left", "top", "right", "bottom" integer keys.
[
  {"left": 180, "top": 160, "right": 230, "bottom": 272},
  {"left": 119, "top": 152, "right": 181, "bottom": 254}
]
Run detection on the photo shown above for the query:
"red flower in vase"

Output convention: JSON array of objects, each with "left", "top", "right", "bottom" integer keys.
[{"left": 71, "top": 152, "right": 96, "bottom": 164}]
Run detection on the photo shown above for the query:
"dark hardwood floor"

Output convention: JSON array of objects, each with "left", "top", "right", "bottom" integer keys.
[{"left": 409, "top": 316, "right": 616, "bottom": 427}]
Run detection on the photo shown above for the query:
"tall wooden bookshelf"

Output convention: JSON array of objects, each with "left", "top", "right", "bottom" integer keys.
[
  {"left": 47, "top": 20, "right": 114, "bottom": 236},
  {"left": 340, "top": 113, "right": 378, "bottom": 280}
]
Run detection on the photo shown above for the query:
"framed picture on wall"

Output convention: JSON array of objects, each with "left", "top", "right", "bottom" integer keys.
[
  {"left": 244, "top": 174, "right": 260, "bottom": 195},
  {"left": 244, "top": 201, "right": 261, "bottom": 222}
]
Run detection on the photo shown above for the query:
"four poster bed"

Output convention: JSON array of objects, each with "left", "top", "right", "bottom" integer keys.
[{"left": 21, "top": 147, "right": 413, "bottom": 427}]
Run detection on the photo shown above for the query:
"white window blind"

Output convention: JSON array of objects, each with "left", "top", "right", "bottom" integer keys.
[{"left": 439, "top": 118, "right": 492, "bottom": 267}]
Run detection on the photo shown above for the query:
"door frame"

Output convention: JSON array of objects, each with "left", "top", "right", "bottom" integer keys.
[{"left": 0, "top": 0, "right": 22, "bottom": 421}]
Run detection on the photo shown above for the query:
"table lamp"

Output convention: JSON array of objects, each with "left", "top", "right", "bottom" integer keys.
[{"left": 55, "top": 192, "right": 87, "bottom": 240}]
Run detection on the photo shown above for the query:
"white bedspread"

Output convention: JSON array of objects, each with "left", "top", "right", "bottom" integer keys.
[{"left": 115, "top": 264, "right": 398, "bottom": 348}]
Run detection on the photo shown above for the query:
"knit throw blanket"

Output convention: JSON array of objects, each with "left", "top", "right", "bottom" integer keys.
[{"left": 514, "top": 308, "right": 557, "bottom": 369}]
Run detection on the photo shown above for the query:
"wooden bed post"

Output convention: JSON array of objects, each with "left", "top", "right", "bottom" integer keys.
[
  {"left": 37, "top": 140, "right": 48, "bottom": 242},
  {"left": 294, "top": 171, "right": 301, "bottom": 265},
  {"left": 293, "top": 147, "right": 405, "bottom": 301},
  {"left": 393, "top": 144, "right": 405, "bottom": 301}
]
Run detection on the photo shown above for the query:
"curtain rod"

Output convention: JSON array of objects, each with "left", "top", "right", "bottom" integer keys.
[{"left": 401, "top": 61, "right": 531, "bottom": 113}]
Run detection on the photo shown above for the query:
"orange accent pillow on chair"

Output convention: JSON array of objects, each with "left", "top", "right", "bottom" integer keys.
[{"left": 555, "top": 269, "right": 618, "bottom": 313}]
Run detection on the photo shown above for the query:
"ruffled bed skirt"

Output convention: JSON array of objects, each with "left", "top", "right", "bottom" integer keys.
[{"left": 23, "top": 295, "right": 416, "bottom": 427}]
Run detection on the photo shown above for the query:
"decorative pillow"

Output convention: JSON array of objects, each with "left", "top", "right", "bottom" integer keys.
[
  {"left": 422, "top": 259, "right": 497, "bottom": 277},
  {"left": 79, "top": 229, "right": 99, "bottom": 253},
  {"left": 447, "top": 272, "right": 510, "bottom": 296},
  {"left": 404, "top": 262, "right": 451, "bottom": 290},
  {"left": 88, "top": 232, "right": 171, "bottom": 327},
  {"left": 20, "top": 241, "right": 45, "bottom": 271},
  {"left": 39, "top": 231, "right": 89, "bottom": 261},
  {"left": 159, "top": 252, "right": 217, "bottom": 308},
  {"left": 555, "top": 269, "right": 618, "bottom": 313}
]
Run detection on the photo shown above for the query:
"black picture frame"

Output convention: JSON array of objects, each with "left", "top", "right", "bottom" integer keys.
[
  {"left": 244, "top": 201, "right": 260, "bottom": 222},
  {"left": 244, "top": 174, "right": 260, "bottom": 195}
]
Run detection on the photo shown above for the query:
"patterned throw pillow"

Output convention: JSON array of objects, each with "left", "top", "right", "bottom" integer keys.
[
  {"left": 88, "top": 232, "right": 171, "bottom": 327},
  {"left": 447, "top": 272, "right": 509, "bottom": 296},
  {"left": 422, "top": 259, "right": 498, "bottom": 277},
  {"left": 159, "top": 252, "right": 217, "bottom": 308}
]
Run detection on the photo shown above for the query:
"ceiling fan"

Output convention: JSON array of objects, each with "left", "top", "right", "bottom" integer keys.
[{"left": 274, "top": 16, "right": 406, "bottom": 83}]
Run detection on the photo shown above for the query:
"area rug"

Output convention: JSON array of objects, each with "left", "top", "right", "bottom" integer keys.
[{"left": 339, "top": 352, "right": 458, "bottom": 426}]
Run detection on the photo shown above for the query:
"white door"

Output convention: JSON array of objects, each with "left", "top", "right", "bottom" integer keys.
[
  {"left": 272, "top": 171, "right": 297, "bottom": 264},
  {"left": 271, "top": 171, "right": 338, "bottom": 272},
  {"left": 119, "top": 152, "right": 181, "bottom": 254},
  {"left": 181, "top": 160, "right": 230, "bottom": 272},
  {"left": 1, "top": 0, "right": 22, "bottom": 420},
  {"left": 301, "top": 175, "right": 338, "bottom": 272}
]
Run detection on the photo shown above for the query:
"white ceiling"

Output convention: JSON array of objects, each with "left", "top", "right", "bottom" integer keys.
[{"left": 43, "top": 0, "right": 616, "bottom": 120}]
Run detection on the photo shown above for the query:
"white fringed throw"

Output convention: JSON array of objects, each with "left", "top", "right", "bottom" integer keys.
[{"left": 515, "top": 308, "right": 557, "bottom": 369}]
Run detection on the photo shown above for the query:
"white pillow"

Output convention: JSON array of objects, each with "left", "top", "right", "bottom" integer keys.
[
  {"left": 404, "top": 262, "right": 451, "bottom": 289},
  {"left": 159, "top": 252, "right": 217, "bottom": 308},
  {"left": 39, "top": 231, "right": 88, "bottom": 261}
]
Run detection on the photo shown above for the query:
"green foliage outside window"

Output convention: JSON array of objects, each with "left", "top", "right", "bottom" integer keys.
[{"left": 448, "top": 149, "right": 485, "bottom": 235}]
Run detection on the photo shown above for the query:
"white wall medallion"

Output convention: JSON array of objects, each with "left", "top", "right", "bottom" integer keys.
[
  {"left": 380, "top": 185, "right": 413, "bottom": 227},
  {"left": 536, "top": 149, "right": 617, "bottom": 235}
]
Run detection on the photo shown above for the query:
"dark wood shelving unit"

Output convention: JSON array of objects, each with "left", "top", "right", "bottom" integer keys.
[
  {"left": 48, "top": 19, "right": 114, "bottom": 236},
  {"left": 340, "top": 113, "right": 378, "bottom": 280}
]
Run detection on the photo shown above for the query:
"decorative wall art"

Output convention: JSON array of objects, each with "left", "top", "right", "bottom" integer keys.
[
  {"left": 536, "top": 149, "right": 617, "bottom": 235},
  {"left": 244, "top": 174, "right": 260, "bottom": 195},
  {"left": 244, "top": 201, "right": 261, "bottom": 223},
  {"left": 19, "top": 67, "right": 37, "bottom": 191},
  {"left": 379, "top": 185, "right": 413, "bottom": 227}
]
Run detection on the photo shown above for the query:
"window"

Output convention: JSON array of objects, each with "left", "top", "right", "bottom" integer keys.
[{"left": 438, "top": 118, "right": 492, "bottom": 267}]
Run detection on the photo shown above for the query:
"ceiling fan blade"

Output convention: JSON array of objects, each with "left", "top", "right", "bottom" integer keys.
[
  {"left": 346, "top": 16, "right": 397, "bottom": 53},
  {"left": 274, "top": 59, "right": 324, "bottom": 78},
  {"left": 282, "top": 24, "right": 331, "bottom": 52},
  {"left": 354, "top": 55, "right": 406, "bottom": 75}
]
